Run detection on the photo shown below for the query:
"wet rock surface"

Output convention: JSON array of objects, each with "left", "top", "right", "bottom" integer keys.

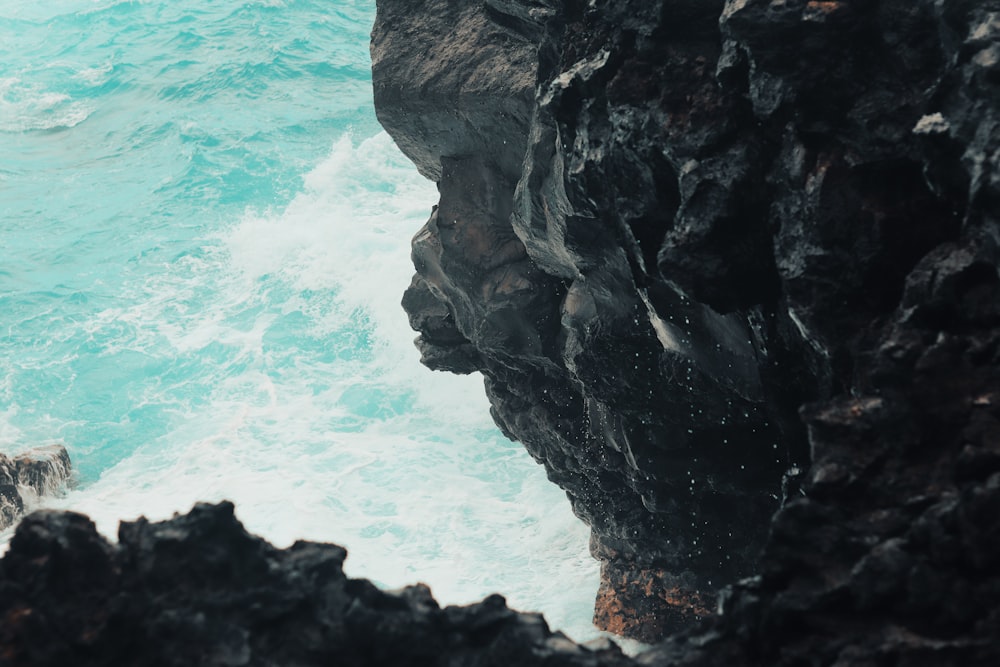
[
  {"left": 376, "top": 0, "right": 1000, "bottom": 651},
  {"left": 0, "top": 445, "right": 71, "bottom": 532},
  {"left": 1, "top": 0, "right": 997, "bottom": 664}
]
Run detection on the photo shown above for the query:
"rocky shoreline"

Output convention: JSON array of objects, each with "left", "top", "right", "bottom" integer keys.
[
  {"left": 1, "top": 0, "right": 997, "bottom": 664},
  {"left": 0, "top": 502, "right": 636, "bottom": 667}
]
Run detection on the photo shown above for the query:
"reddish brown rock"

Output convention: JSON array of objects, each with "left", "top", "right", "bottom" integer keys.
[{"left": 593, "top": 560, "right": 713, "bottom": 644}]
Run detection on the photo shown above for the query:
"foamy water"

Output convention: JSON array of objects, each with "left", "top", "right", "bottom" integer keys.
[{"left": 0, "top": 0, "right": 599, "bottom": 640}]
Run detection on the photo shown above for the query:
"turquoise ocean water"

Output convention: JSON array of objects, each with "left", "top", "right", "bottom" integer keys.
[{"left": 0, "top": 0, "right": 598, "bottom": 639}]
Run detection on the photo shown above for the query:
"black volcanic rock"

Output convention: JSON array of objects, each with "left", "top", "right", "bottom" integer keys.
[
  {"left": 0, "top": 445, "right": 72, "bottom": 532},
  {"left": 0, "top": 502, "right": 634, "bottom": 667},
  {"left": 2, "top": 0, "right": 998, "bottom": 664},
  {"left": 375, "top": 0, "right": 811, "bottom": 640},
  {"left": 374, "top": 0, "right": 1000, "bottom": 647}
]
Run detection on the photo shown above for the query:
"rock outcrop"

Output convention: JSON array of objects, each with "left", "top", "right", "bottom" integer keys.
[
  {"left": 0, "top": 502, "right": 633, "bottom": 667},
  {"left": 0, "top": 0, "right": 997, "bottom": 664},
  {"left": 375, "top": 0, "right": 1000, "bottom": 647},
  {"left": 0, "top": 445, "right": 71, "bottom": 532}
]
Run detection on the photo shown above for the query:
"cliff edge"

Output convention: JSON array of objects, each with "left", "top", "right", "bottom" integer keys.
[
  {"left": 0, "top": 1, "right": 997, "bottom": 664},
  {"left": 374, "top": 0, "right": 1000, "bottom": 652}
]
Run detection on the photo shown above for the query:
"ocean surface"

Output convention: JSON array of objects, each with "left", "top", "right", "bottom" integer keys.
[{"left": 0, "top": 0, "right": 600, "bottom": 640}]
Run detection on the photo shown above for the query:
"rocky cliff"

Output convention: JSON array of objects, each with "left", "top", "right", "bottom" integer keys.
[
  {"left": 375, "top": 0, "right": 1000, "bottom": 651},
  {"left": 0, "top": 0, "right": 997, "bottom": 664}
]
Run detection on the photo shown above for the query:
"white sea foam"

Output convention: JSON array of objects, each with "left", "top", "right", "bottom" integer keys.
[
  {"left": 74, "top": 62, "right": 115, "bottom": 85},
  {"left": 0, "top": 77, "right": 92, "bottom": 132},
  {"left": 0, "top": 0, "right": 599, "bottom": 642},
  {"left": 0, "top": 406, "right": 26, "bottom": 449},
  {"left": 15, "top": 132, "right": 601, "bottom": 641}
]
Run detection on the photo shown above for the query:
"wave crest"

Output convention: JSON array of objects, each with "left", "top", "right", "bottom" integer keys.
[{"left": 0, "top": 77, "right": 91, "bottom": 132}]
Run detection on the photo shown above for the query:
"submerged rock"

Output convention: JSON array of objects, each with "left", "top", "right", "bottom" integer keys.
[{"left": 0, "top": 444, "right": 72, "bottom": 531}]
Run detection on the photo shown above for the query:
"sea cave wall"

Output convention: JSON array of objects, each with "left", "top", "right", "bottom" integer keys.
[{"left": 0, "top": 0, "right": 998, "bottom": 665}]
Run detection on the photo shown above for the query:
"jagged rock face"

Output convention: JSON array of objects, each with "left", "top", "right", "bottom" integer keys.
[
  {"left": 374, "top": 0, "right": 1000, "bottom": 644},
  {"left": 0, "top": 445, "right": 72, "bottom": 531},
  {"left": 639, "top": 1, "right": 1000, "bottom": 662},
  {"left": 0, "top": 2, "right": 997, "bottom": 664},
  {"left": 375, "top": 0, "right": 810, "bottom": 641},
  {"left": 0, "top": 502, "right": 634, "bottom": 667}
]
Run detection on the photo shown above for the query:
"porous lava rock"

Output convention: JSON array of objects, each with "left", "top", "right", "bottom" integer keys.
[
  {"left": 0, "top": 445, "right": 71, "bottom": 532},
  {"left": 373, "top": 0, "right": 1000, "bottom": 648},
  {"left": 0, "top": 501, "right": 633, "bottom": 667},
  {"left": 2, "top": 0, "right": 998, "bottom": 664}
]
